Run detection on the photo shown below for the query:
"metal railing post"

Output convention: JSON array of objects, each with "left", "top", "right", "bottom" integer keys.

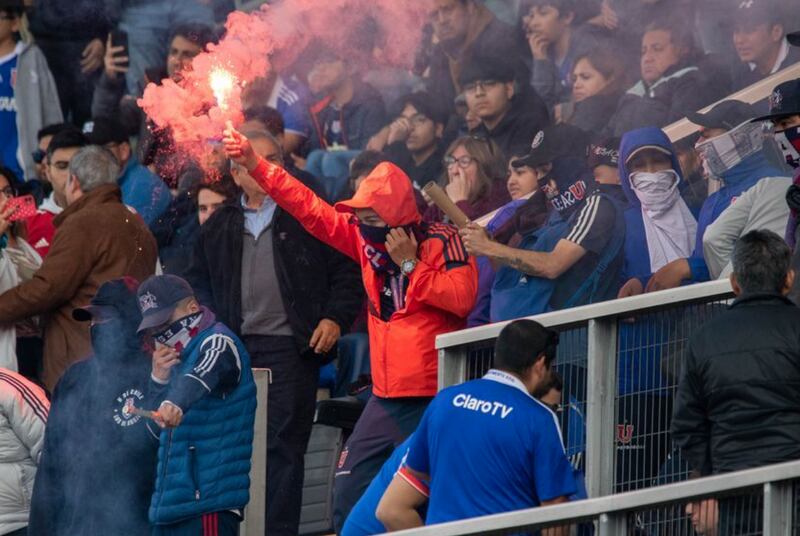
[
  {"left": 586, "top": 318, "right": 618, "bottom": 498},
  {"left": 242, "top": 368, "right": 269, "bottom": 536},
  {"left": 764, "top": 481, "right": 794, "bottom": 536},
  {"left": 438, "top": 346, "right": 468, "bottom": 390},
  {"left": 598, "top": 512, "right": 627, "bottom": 536}
]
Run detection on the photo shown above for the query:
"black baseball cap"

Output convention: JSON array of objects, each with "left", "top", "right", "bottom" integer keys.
[
  {"left": 587, "top": 138, "right": 621, "bottom": 169},
  {"left": 686, "top": 100, "right": 756, "bottom": 130},
  {"left": 789, "top": 31, "right": 800, "bottom": 47},
  {"left": 136, "top": 275, "right": 195, "bottom": 333},
  {"left": 73, "top": 277, "right": 141, "bottom": 323},
  {"left": 751, "top": 79, "right": 800, "bottom": 123},
  {"left": 83, "top": 117, "right": 128, "bottom": 146},
  {"left": 512, "top": 125, "right": 590, "bottom": 169}
]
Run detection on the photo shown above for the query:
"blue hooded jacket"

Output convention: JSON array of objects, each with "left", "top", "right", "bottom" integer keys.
[
  {"left": 686, "top": 152, "right": 783, "bottom": 282},
  {"left": 618, "top": 128, "right": 687, "bottom": 284}
]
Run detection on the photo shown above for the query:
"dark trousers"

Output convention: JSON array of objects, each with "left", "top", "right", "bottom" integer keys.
[
  {"left": 332, "top": 394, "right": 431, "bottom": 533},
  {"left": 244, "top": 335, "right": 319, "bottom": 536},
  {"left": 6, "top": 528, "right": 27, "bottom": 536},
  {"left": 35, "top": 37, "right": 97, "bottom": 127},
  {"left": 152, "top": 511, "right": 239, "bottom": 536}
]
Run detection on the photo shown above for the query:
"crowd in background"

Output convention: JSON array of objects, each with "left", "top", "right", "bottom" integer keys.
[{"left": 0, "top": 0, "right": 800, "bottom": 534}]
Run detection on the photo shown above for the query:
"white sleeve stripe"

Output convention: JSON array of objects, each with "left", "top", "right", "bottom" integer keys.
[
  {"left": 569, "top": 196, "right": 601, "bottom": 245},
  {"left": 565, "top": 196, "right": 595, "bottom": 243},
  {"left": 185, "top": 374, "right": 212, "bottom": 392},
  {"left": 195, "top": 337, "right": 240, "bottom": 378},
  {"left": 196, "top": 335, "right": 225, "bottom": 370},
  {"left": 194, "top": 336, "right": 227, "bottom": 375},
  {"left": 531, "top": 396, "right": 568, "bottom": 454}
]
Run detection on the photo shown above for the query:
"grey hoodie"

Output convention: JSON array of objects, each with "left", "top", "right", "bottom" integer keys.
[{"left": 15, "top": 42, "right": 63, "bottom": 181}]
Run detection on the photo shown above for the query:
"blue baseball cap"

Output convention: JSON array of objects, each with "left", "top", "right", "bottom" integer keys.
[{"left": 136, "top": 275, "right": 195, "bottom": 333}]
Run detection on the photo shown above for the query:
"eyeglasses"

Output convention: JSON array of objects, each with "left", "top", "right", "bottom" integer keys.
[
  {"left": 0, "top": 15, "right": 17, "bottom": 22},
  {"left": 443, "top": 155, "right": 476, "bottom": 169},
  {"left": 31, "top": 149, "right": 46, "bottom": 165},
  {"left": 0, "top": 187, "right": 15, "bottom": 197},
  {"left": 463, "top": 80, "right": 501, "bottom": 95}
]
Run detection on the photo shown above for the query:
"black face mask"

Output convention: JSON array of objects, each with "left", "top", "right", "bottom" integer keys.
[{"left": 358, "top": 223, "right": 392, "bottom": 245}]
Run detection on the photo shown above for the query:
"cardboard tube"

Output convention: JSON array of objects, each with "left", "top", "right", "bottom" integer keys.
[{"left": 423, "top": 182, "right": 470, "bottom": 228}]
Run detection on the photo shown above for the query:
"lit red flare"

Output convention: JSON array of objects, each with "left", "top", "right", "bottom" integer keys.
[
  {"left": 124, "top": 402, "right": 160, "bottom": 421},
  {"left": 209, "top": 67, "right": 237, "bottom": 112}
]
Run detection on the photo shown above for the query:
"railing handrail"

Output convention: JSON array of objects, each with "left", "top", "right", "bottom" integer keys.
[
  {"left": 436, "top": 279, "right": 734, "bottom": 349},
  {"left": 389, "top": 459, "right": 800, "bottom": 536},
  {"left": 664, "top": 61, "right": 800, "bottom": 142}
]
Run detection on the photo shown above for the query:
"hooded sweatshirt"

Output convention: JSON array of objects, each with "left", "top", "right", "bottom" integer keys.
[
  {"left": 248, "top": 160, "right": 477, "bottom": 398},
  {"left": 29, "top": 314, "right": 157, "bottom": 536},
  {"left": 618, "top": 128, "right": 697, "bottom": 283},
  {"left": 687, "top": 152, "right": 783, "bottom": 282},
  {"left": 13, "top": 43, "right": 63, "bottom": 181}
]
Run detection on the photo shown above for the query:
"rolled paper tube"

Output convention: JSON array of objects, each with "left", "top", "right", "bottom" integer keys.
[{"left": 422, "top": 182, "right": 470, "bottom": 228}]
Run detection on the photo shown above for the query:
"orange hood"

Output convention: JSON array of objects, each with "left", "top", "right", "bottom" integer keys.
[{"left": 335, "top": 162, "right": 422, "bottom": 227}]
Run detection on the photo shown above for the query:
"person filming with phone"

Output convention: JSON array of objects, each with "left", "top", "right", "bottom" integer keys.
[
  {"left": 0, "top": 146, "right": 157, "bottom": 391},
  {"left": 0, "top": 167, "right": 43, "bottom": 373}
]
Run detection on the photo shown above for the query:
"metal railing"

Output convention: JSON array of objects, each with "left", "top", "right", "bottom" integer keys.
[
  {"left": 437, "top": 279, "right": 736, "bottom": 498},
  {"left": 242, "top": 369, "right": 269, "bottom": 536},
  {"left": 392, "top": 459, "right": 800, "bottom": 536}
]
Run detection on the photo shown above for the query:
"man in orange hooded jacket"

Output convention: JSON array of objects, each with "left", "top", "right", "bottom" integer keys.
[{"left": 224, "top": 125, "right": 478, "bottom": 531}]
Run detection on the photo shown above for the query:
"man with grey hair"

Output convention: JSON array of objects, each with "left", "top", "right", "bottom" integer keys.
[
  {"left": 0, "top": 145, "right": 158, "bottom": 391},
  {"left": 672, "top": 230, "right": 800, "bottom": 532},
  {"left": 185, "top": 131, "right": 363, "bottom": 535}
]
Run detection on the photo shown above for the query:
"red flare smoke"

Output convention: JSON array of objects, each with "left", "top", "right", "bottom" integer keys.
[{"left": 138, "top": 0, "right": 429, "bottom": 173}]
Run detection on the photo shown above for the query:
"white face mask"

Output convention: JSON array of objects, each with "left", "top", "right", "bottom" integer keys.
[
  {"left": 630, "top": 170, "right": 681, "bottom": 217},
  {"left": 695, "top": 121, "right": 764, "bottom": 177}
]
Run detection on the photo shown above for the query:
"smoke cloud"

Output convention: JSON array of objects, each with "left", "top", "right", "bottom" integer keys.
[{"left": 138, "top": 0, "right": 429, "bottom": 169}]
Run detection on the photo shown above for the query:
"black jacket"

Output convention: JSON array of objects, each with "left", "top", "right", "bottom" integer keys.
[
  {"left": 425, "top": 6, "right": 529, "bottom": 110},
  {"left": 386, "top": 141, "right": 446, "bottom": 189},
  {"left": 29, "top": 343, "right": 157, "bottom": 535},
  {"left": 185, "top": 201, "right": 363, "bottom": 356},
  {"left": 566, "top": 92, "right": 622, "bottom": 135},
  {"left": 671, "top": 294, "right": 800, "bottom": 476},
  {"left": 472, "top": 93, "right": 550, "bottom": 162},
  {"left": 608, "top": 58, "right": 727, "bottom": 137}
]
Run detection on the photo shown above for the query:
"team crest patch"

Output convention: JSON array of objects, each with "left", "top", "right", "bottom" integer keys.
[
  {"left": 531, "top": 131, "right": 545, "bottom": 149},
  {"left": 139, "top": 292, "right": 157, "bottom": 312},
  {"left": 114, "top": 388, "right": 145, "bottom": 427},
  {"left": 616, "top": 423, "right": 634, "bottom": 445}
]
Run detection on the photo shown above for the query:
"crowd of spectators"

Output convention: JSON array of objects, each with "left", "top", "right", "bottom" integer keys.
[{"left": 0, "top": 0, "right": 799, "bottom": 533}]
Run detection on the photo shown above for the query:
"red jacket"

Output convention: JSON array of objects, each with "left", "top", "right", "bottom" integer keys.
[
  {"left": 250, "top": 160, "right": 478, "bottom": 398},
  {"left": 25, "top": 209, "right": 56, "bottom": 258}
]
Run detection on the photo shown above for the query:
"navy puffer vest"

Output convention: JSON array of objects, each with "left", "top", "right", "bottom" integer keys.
[{"left": 149, "top": 323, "right": 256, "bottom": 525}]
